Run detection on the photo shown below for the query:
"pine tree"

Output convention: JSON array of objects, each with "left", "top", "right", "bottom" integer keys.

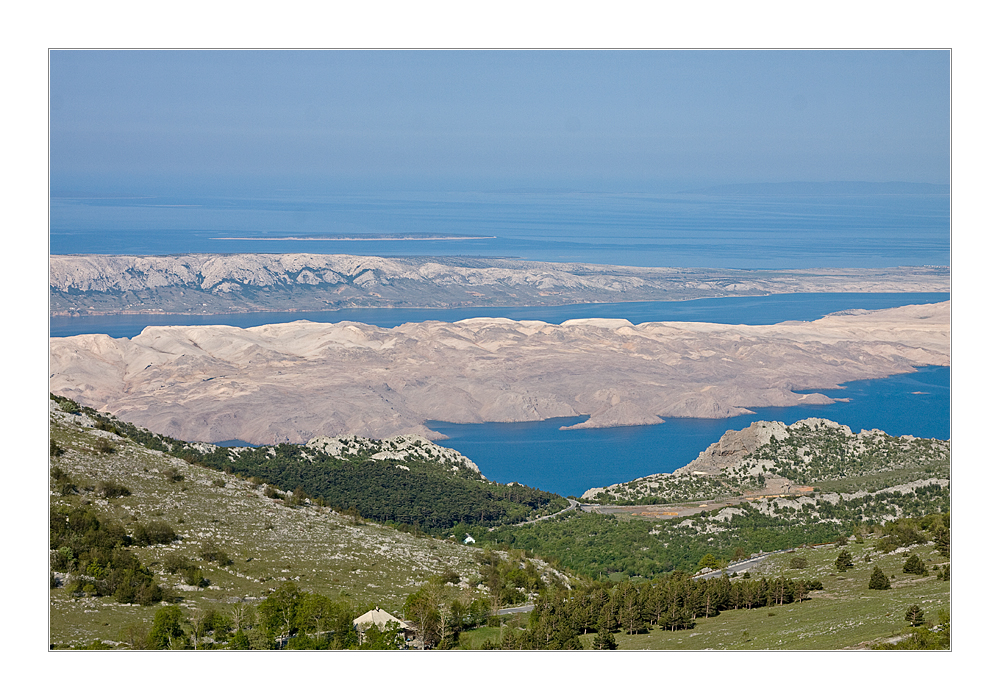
[
  {"left": 868, "top": 565, "right": 891, "bottom": 590},
  {"left": 592, "top": 624, "right": 618, "bottom": 650},
  {"left": 904, "top": 605, "right": 925, "bottom": 627},
  {"left": 934, "top": 528, "right": 950, "bottom": 558},
  {"left": 835, "top": 550, "right": 853, "bottom": 572}
]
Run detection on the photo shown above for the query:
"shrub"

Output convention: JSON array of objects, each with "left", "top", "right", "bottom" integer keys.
[
  {"left": 97, "top": 481, "right": 131, "bottom": 499},
  {"left": 162, "top": 553, "right": 189, "bottom": 574},
  {"left": 133, "top": 521, "right": 177, "bottom": 546},
  {"left": 53, "top": 395, "right": 82, "bottom": 414},
  {"left": 789, "top": 556, "right": 808, "bottom": 569},
  {"left": 902, "top": 554, "right": 927, "bottom": 576},
  {"left": 434, "top": 568, "right": 461, "bottom": 585},
  {"left": 93, "top": 418, "right": 120, "bottom": 435},
  {"left": 936, "top": 564, "right": 950, "bottom": 581},
  {"left": 212, "top": 478, "right": 226, "bottom": 488},
  {"left": 162, "top": 467, "right": 184, "bottom": 483},
  {"left": 50, "top": 438, "right": 65, "bottom": 458},
  {"left": 199, "top": 543, "right": 232, "bottom": 566},
  {"left": 95, "top": 438, "right": 115, "bottom": 455},
  {"left": 183, "top": 566, "right": 208, "bottom": 587},
  {"left": 697, "top": 553, "right": 721, "bottom": 571},
  {"left": 264, "top": 486, "right": 279, "bottom": 499}
]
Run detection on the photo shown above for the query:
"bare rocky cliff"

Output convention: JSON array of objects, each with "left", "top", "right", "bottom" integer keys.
[
  {"left": 49, "top": 253, "right": 950, "bottom": 316},
  {"left": 49, "top": 301, "right": 950, "bottom": 445}
]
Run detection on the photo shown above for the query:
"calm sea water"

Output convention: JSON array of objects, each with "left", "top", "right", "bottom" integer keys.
[
  {"left": 427, "top": 365, "right": 950, "bottom": 497},
  {"left": 51, "top": 190, "right": 949, "bottom": 496},
  {"left": 50, "top": 292, "right": 949, "bottom": 338},
  {"left": 50, "top": 191, "right": 949, "bottom": 268}
]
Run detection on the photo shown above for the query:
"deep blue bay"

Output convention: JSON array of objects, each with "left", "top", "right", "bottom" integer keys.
[{"left": 428, "top": 365, "right": 950, "bottom": 497}]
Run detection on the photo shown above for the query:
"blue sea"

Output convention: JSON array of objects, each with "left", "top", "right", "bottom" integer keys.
[
  {"left": 50, "top": 188, "right": 950, "bottom": 496},
  {"left": 52, "top": 295, "right": 951, "bottom": 497},
  {"left": 50, "top": 190, "right": 949, "bottom": 268},
  {"left": 49, "top": 292, "right": 949, "bottom": 338},
  {"left": 428, "top": 365, "right": 950, "bottom": 497}
]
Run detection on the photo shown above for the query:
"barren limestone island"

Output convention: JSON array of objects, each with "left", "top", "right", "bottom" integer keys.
[{"left": 50, "top": 253, "right": 948, "bottom": 316}]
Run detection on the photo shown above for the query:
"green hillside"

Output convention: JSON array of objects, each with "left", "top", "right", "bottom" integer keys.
[
  {"left": 50, "top": 395, "right": 567, "bottom": 534},
  {"left": 48, "top": 397, "right": 949, "bottom": 650}
]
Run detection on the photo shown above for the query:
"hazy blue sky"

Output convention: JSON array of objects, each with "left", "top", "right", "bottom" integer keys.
[{"left": 50, "top": 50, "right": 949, "bottom": 194}]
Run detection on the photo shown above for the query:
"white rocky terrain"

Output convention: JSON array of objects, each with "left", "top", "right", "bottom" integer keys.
[
  {"left": 306, "top": 434, "right": 483, "bottom": 475},
  {"left": 49, "top": 301, "right": 950, "bottom": 445},
  {"left": 50, "top": 253, "right": 949, "bottom": 315}
]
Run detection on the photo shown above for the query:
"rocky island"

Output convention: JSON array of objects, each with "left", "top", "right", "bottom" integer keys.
[
  {"left": 49, "top": 301, "right": 949, "bottom": 445},
  {"left": 50, "top": 253, "right": 949, "bottom": 316}
]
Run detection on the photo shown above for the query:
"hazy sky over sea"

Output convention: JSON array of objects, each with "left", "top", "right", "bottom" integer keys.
[{"left": 50, "top": 50, "right": 949, "bottom": 195}]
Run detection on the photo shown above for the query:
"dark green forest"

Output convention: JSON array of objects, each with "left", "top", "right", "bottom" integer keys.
[{"left": 51, "top": 395, "right": 566, "bottom": 533}]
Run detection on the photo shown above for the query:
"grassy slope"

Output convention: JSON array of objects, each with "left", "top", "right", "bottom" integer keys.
[
  {"left": 49, "top": 403, "right": 950, "bottom": 650},
  {"left": 49, "top": 406, "right": 495, "bottom": 647},
  {"left": 587, "top": 541, "right": 950, "bottom": 650}
]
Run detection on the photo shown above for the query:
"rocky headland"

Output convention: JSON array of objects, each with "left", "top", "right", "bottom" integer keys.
[
  {"left": 581, "top": 416, "right": 950, "bottom": 505},
  {"left": 49, "top": 253, "right": 950, "bottom": 316},
  {"left": 49, "top": 301, "right": 950, "bottom": 445}
]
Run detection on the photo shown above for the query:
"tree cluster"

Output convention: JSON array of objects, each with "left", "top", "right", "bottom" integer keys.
[
  {"left": 479, "top": 572, "right": 823, "bottom": 650},
  {"left": 50, "top": 505, "right": 166, "bottom": 605},
  {"left": 49, "top": 396, "right": 567, "bottom": 534}
]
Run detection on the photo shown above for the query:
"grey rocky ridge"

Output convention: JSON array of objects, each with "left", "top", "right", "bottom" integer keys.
[
  {"left": 49, "top": 253, "right": 949, "bottom": 316},
  {"left": 49, "top": 301, "right": 949, "bottom": 445}
]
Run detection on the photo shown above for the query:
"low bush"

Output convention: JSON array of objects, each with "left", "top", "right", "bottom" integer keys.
[
  {"left": 183, "top": 566, "right": 208, "bottom": 587},
  {"left": 162, "top": 553, "right": 189, "bottom": 574},
  {"left": 199, "top": 543, "right": 232, "bottom": 566},
  {"left": 133, "top": 521, "right": 177, "bottom": 546},
  {"left": 902, "top": 554, "right": 927, "bottom": 576},
  {"left": 97, "top": 481, "right": 131, "bottom": 499},
  {"left": 162, "top": 467, "right": 184, "bottom": 483}
]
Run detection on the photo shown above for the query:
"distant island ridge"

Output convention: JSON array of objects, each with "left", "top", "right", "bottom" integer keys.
[
  {"left": 49, "top": 253, "right": 949, "bottom": 317},
  {"left": 679, "top": 181, "right": 949, "bottom": 196}
]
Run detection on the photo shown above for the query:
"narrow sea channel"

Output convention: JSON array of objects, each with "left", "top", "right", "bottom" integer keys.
[
  {"left": 50, "top": 291, "right": 948, "bottom": 338},
  {"left": 427, "top": 365, "right": 950, "bottom": 497}
]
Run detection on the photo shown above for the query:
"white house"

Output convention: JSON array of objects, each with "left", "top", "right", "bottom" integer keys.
[{"left": 352, "top": 607, "right": 416, "bottom": 643}]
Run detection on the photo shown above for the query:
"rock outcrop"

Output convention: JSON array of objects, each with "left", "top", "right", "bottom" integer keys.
[{"left": 307, "top": 434, "right": 482, "bottom": 475}]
